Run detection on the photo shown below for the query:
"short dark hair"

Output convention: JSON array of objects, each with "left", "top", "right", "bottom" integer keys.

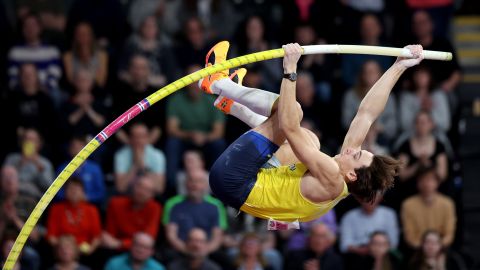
[
  {"left": 347, "top": 155, "right": 402, "bottom": 203},
  {"left": 415, "top": 165, "right": 440, "bottom": 183},
  {"left": 65, "top": 176, "right": 84, "bottom": 190}
]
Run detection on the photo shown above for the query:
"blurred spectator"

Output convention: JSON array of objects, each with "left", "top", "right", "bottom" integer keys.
[
  {"left": 230, "top": 0, "right": 279, "bottom": 22},
  {"left": 46, "top": 177, "right": 102, "bottom": 256},
  {"left": 341, "top": 0, "right": 384, "bottom": 13},
  {"left": 105, "top": 232, "right": 165, "bottom": 270},
  {"left": 401, "top": 167, "right": 456, "bottom": 249},
  {"left": 222, "top": 205, "right": 282, "bottom": 269},
  {"left": 61, "top": 69, "right": 107, "bottom": 140},
  {"left": 285, "top": 223, "right": 343, "bottom": 270},
  {"left": 165, "top": 64, "right": 226, "bottom": 187},
  {"left": 6, "top": 64, "right": 57, "bottom": 142},
  {"left": 176, "top": 150, "right": 208, "bottom": 195},
  {"left": 241, "top": 65, "right": 269, "bottom": 93},
  {"left": 340, "top": 194, "right": 399, "bottom": 255},
  {"left": 162, "top": 0, "right": 237, "bottom": 39},
  {"left": 120, "top": 16, "right": 178, "bottom": 88},
  {"left": 397, "top": 111, "right": 448, "bottom": 187},
  {"left": 362, "top": 122, "right": 389, "bottom": 155},
  {"left": 342, "top": 60, "right": 397, "bottom": 143},
  {"left": 342, "top": 14, "right": 393, "bottom": 88},
  {"left": 113, "top": 55, "right": 164, "bottom": 145},
  {"left": 281, "top": 210, "right": 338, "bottom": 252},
  {"left": 280, "top": 1, "right": 335, "bottom": 41},
  {"left": 56, "top": 136, "right": 105, "bottom": 204},
  {"left": 399, "top": 65, "right": 450, "bottom": 133},
  {"left": 49, "top": 234, "right": 91, "bottom": 270},
  {"left": 411, "top": 10, "right": 461, "bottom": 94},
  {"left": 295, "top": 71, "right": 335, "bottom": 148},
  {"left": 7, "top": 14, "right": 62, "bottom": 97},
  {"left": 0, "top": 167, "right": 40, "bottom": 270},
  {"left": 4, "top": 128, "right": 54, "bottom": 200},
  {"left": 67, "top": 0, "right": 129, "bottom": 50},
  {"left": 1, "top": 230, "right": 40, "bottom": 270},
  {"left": 102, "top": 175, "right": 162, "bottom": 251},
  {"left": 163, "top": 169, "right": 226, "bottom": 254},
  {"left": 408, "top": 230, "right": 466, "bottom": 270},
  {"left": 14, "top": 0, "right": 67, "bottom": 40},
  {"left": 406, "top": 0, "right": 454, "bottom": 38},
  {"left": 173, "top": 17, "right": 212, "bottom": 70},
  {"left": 167, "top": 228, "right": 222, "bottom": 270},
  {"left": 63, "top": 22, "right": 108, "bottom": 88},
  {"left": 353, "top": 231, "right": 403, "bottom": 270},
  {"left": 295, "top": 72, "right": 321, "bottom": 126},
  {"left": 232, "top": 233, "right": 274, "bottom": 270},
  {"left": 126, "top": 0, "right": 165, "bottom": 32},
  {"left": 114, "top": 122, "right": 165, "bottom": 194},
  {"left": 0, "top": 1, "right": 12, "bottom": 85},
  {"left": 233, "top": 15, "right": 282, "bottom": 90},
  {"left": 1, "top": 233, "right": 20, "bottom": 270},
  {"left": 294, "top": 25, "right": 335, "bottom": 102},
  {"left": 0, "top": 166, "right": 37, "bottom": 239}
]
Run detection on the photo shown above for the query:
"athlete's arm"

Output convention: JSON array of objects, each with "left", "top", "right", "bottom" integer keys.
[
  {"left": 278, "top": 44, "right": 340, "bottom": 191},
  {"left": 341, "top": 45, "right": 424, "bottom": 151}
]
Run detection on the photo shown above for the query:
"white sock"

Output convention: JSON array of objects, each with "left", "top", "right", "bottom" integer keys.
[
  {"left": 211, "top": 78, "right": 279, "bottom": 117},
  {"left": 214, "top": 96, "right": 268, "bottom": 128}
]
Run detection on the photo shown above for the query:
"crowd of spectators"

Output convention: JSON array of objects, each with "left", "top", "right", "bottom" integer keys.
[{"left": 0, "top": 0, "right": 467, "bottom": 269}]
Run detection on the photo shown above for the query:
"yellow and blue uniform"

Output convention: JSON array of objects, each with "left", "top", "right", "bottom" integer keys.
[
  {"left": 210, "top": 131, "right": 349, "bottom": 222},
  {"left": 241, "top": 163, "right": 349, "bottom": 222}
]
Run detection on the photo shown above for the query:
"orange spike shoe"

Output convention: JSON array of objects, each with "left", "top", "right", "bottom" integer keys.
[{"left": 200, "top": 41, "right": 230, "bottom": 94}]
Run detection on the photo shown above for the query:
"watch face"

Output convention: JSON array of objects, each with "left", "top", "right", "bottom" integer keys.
[{"left": 290, "top": 73, "right": 297, "bottom": 81}]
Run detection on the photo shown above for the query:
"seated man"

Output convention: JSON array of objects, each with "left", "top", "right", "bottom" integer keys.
[
  {"left": 102, "top": 175, "right": 162, "bottom": 251},
  {"left": 114, "top": 122, "right": 166, "bottom": 194},
  {"left": 105, "top": 232, "right": 166, "bottom": 270},
  {"left": 339, "top": 194, "right": 399, "bottom": 255},
  {"left": 200, "top": 41, "right": 422, "bottom": 222},
  {"left": 285, "top": 223, "right": 343, "bottom": 270},
  {"left": 163, "top": 169, "right": 226, "bottom": 254},
  {"left": 166, "top": 64, "right": 227, "bottom": 188},
  {"left": 167, "top": 228, "right": 222, "bottom": 270}
]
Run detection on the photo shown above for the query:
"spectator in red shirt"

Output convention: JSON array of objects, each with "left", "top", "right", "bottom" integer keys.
[
  {"left": 46, "top": 177, "right": 102, "bottom": 256},
  {"left": 101, "top": 174, "right": 162, "bottom": 250}
]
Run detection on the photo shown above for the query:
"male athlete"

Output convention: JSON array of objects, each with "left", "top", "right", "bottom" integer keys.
[{"left": 200, "top": 41, "right": 424, "bottom": 222}]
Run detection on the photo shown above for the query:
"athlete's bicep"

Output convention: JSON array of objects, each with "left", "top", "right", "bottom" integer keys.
[{"left": 341, "top": 113, "right": 373, "bottom": 152}]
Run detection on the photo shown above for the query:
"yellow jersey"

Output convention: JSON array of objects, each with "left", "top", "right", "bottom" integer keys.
[{"left": 240, "top": 163, "right": 349, "bottom": 222}]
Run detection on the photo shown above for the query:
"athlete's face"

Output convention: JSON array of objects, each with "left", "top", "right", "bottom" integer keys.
[{"left": 336, "top": 148, "right": 374, "bottom": 181}]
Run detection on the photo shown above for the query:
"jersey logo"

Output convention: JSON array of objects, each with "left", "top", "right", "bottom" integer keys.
[{"left": 289, "top": 164, "right": 296, "bottom": 171}]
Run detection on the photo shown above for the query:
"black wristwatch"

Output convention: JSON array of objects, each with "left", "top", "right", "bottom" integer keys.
[{"left": 283, "top": 72, "right": 297, "bottom": 82}]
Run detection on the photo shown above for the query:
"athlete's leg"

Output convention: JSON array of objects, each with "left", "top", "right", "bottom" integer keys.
[
  {"left": 214, "top": 96, "right": 268, "bottom": 128},
  {"left": 210, "top": 78, "right": 279, "bottom": 117}
]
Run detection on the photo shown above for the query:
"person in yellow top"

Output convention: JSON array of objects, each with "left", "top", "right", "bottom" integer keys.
[{"left": 200, "top": 41, "right": 424, "bottom": 223}]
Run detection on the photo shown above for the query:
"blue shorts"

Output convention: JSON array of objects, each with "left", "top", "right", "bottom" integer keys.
[{"left": 209, "top": 131, "right": 279, "bottom": 210}]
